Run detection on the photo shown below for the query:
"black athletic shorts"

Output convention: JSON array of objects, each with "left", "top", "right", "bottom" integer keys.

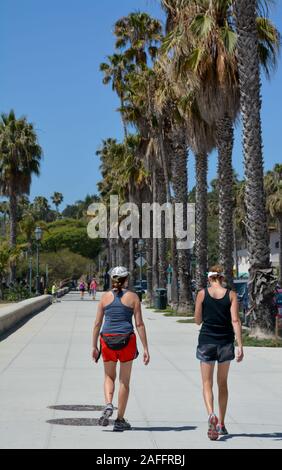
[{"left": 196, "top": 343, "right": 235, "bottom": 364}]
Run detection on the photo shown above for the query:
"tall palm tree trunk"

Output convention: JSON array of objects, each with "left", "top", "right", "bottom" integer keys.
[
  {"left": 157, "top": 167, "right": 168, "bottom": 288},
  {"left": 234, "top": 0, "right": 276, "bottom": 333},
  {"left": 170, "top": 235, "right": 179, "bottom": 309},
  {"left": 171, "top": 132, "right": 194, "bottom": 314},
  {"left": 145, "top": 237, "right": 153, "bottom": 306},
  {"left": 121, "top": 97, "right": 128, "bottom": 140},
  {"left": 217, "top": 115, "right": 235, "bottom": 289},
  {"left": 158, "top": 130, "right": 179, "bottom": 305},
  {"left": 128, "top": 189, "right": 135, "bottom": 290},
  {"left": 152, "top": 169, "right": 159, "bottom": 295},
  {"left": 141, "top": 185, "right": 153, "bottom": 305},
  {"left": 195, "top": 152, "right": 208, "bottom": 291},
  {"left": 9, "top": 188, "right": 17, "bottom": 282}
]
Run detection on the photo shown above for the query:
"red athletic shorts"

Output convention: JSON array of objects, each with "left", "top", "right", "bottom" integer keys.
[{"left": 100, "top": 333, "right": 138, "bottom": 363}]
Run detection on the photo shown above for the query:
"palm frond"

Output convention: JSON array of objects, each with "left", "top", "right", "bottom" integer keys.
[{"left": 190, "top": 14, "right": 214, "bottom": 39}]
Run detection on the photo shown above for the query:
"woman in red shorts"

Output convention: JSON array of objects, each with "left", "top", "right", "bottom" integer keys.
[{"left": 92, "top": 266, "right": 150, "bottom": 432}]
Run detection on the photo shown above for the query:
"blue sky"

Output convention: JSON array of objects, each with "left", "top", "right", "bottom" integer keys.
[{"left": 1, "top": 0, "right": 281, "bottom": 210}]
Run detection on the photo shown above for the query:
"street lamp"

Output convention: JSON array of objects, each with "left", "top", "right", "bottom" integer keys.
[
  {"left": 35, "top": 227, "right": 43, "bottom": 295},
  {"left": 137, "top": 239, "right": 145, "bottom": 288}
]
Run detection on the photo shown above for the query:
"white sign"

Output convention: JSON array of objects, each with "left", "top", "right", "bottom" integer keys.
[{"left": 135, "top": 256, "right": 147, "bottom": 267}]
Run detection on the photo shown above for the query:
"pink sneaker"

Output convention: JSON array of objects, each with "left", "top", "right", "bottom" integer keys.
[{"left": 207, "top": 414, "right": 219, "bottom": 440}]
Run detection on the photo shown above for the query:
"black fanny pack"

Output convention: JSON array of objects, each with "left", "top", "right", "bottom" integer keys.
[{"left": 101, "top": 333, "right": 133, "bottom": 350}]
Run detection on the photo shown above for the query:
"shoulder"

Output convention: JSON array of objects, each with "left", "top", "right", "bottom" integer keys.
[
  {"left": 229, "top": 290, "right": 237, "bottom": 301},
  {"left": 124, "top": 290, "right": 139, "bottom": 302},
  {"left": 100, "top": 291, "right": 113, "bottom": 305},
  {"left": 196, "top": 289, "right": 206, "bottom": 301}
]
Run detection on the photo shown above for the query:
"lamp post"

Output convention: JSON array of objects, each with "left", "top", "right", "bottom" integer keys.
[
  {"left": 29, "top": 256, "right": 33, "bottom": 295},
  {"left": 35, "top": 227, "right": 42, "bottom": 295},
  {"left": 45, "top": 264, "right": 49, "bottom": 292},
  {"left": 137, "top": 239, "right": 145, "bottom": 287}
]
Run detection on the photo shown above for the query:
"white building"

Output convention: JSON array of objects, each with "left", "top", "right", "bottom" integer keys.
[{"left": 235, "top": 229, "right": 280, "bottom": 276}]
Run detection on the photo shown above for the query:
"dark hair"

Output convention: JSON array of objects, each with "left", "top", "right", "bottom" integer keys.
[{"left": 112, "top": 276, "right": 128, "bottom": 292}]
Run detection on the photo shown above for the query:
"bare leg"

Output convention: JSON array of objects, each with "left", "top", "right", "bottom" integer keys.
[
  {"left": 118, "top": 361, "right": 133, "bottom": 420},
  {"left": 217, "top": 362, "right": 231, "bottom": 425},
  {"left": 200, "top": 362, "right": 215, "bottom": 416},
  {"left": 104, "top": 361, "right": 117, "bottom": 405}
]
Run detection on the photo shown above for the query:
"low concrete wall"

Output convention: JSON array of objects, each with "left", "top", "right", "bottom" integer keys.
[
  {"left": 0, "top": 295, "right": 52, "bottom": 336},
  {"left": 56, "top": 287, "right": 69, "bottom": 298}
]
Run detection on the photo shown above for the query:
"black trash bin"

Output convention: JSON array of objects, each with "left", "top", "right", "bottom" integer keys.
[{"left": 154, "top": 288, "right": 167, "bottom": 310}]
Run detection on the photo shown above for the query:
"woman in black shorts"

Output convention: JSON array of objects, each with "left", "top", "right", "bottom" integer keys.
[{"left": 195, "top": 265, "right": 244, "bottom": 440}]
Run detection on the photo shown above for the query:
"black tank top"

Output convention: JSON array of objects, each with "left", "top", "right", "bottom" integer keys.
[{"left": 198, "top": 288, "right": 235, "bottom": 346}]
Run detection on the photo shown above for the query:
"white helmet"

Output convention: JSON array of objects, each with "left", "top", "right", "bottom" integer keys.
[{"left": 109, "top": 266, "right": 130, "bottom": 279}]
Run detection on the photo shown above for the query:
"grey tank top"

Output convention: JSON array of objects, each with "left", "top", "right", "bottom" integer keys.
[{"left": 101, "top": 290, "right": 134, "bottom": 334}]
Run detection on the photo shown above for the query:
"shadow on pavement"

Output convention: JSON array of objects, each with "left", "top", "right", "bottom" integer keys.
[
  {"left": 125, "top": 426, "right": 197, "bottom": 432},
  {"left": 47, "top": 418, "right": 114, "bottom": 426},
  {"left": 48, "top": 405, "right": 117, "bottom": 411},
  {"left": 219, "top": 432, "right": 282, "bottom": 442}
]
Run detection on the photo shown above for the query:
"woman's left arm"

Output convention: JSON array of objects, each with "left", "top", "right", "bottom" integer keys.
[{"left": 194, "top": 290, "right": 205, "bottom": 325}]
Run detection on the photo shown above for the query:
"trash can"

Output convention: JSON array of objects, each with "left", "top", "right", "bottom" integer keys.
[{"left": 154, "top": 288, "right": 167, "bottom": 310}]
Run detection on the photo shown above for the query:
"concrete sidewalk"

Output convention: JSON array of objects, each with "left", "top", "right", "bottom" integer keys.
[{"left": 0, "top": 290, "right": 281, "bottom": 449}]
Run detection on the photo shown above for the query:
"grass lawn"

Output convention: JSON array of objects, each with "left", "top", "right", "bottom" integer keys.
[
  {"left": 174, "top": 323, "right": 282, "bottom": 346},
  {"left": 238, "top": 330, "right": 282, "bottom": 347},
  {"left": 177, "top": 318, "right": 196, "bottom": 324},
  {"left": 150, "top": 307, "right": 194, "bottom": 317}
]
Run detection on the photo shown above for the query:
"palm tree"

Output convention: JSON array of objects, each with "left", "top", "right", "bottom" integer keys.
[
  {"left": 112, "top": 14, "right": 167, "bottom": 298},
  {"left": 51, "top": 192, "right": 64, "bottom": 215},
  {"left": 179, "top": 97, "right": 216, "bottom": 292},
  {"left": 0, "top": 200, "right": 9, "bottom": 237},
  {"left": 0, "top": 241, "right": 10, "bottom": 299},
  {"left": 162, "top": 0, "right": 280, "bottom": 312},
  {"left": 100, "top": 54, "right": 134, "bottom": 139},
  {"left": 265, "top": 164, "right": 282, "bottom": 286},
  {"left": 114, "top": 12, "right": 162, "bottom": 69},
  {"left": 162, "top": 0, "right": 239, "bottom": 288},
  {"left": 96, "top": 135, "right": 149, "bottom": 287},
  {"left": 0, "top": 110, "right": 42, "bottom": 281},
  {"left": 234, "top": 0, "right": 280, "bottom": 333},
  {"left": 32, "top": 196, "right": 51, "bottom": 222}
]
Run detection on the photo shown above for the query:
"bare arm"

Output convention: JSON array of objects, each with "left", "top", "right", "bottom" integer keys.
[
  {"left": 230, "top": 291, "right": 244, "bottom": 362},
  {"left": 194, "top": 290, "right": 205, "bottom": 325},
  {"left": 92, "top": 296, "right": 105, "bottom": 361},
  {"left": 133, "top": 295, "right": 150, "bottom": 365}
]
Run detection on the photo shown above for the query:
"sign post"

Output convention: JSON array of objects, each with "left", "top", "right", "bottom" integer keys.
[{"left": 167, "top": 264, "right": 173, "bottom": 303}]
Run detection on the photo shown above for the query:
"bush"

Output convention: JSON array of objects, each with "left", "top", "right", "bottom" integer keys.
[{"left": 4, "top": 285, "right": 32, "bottom": 302}]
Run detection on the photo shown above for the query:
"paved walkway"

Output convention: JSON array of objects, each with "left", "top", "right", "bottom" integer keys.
[{"left": 0, "top": 290, "right": 281, "bottom": 449}]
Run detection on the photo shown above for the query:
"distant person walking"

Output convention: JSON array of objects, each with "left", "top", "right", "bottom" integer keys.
[
  {"left": 51, "top": 282, "right": 58, "bottom": 303},
  {"left": 79, "top": 280, "right": 86, "bottom": 300},
  {"left": 90, "top": 278, "right": 98, "bottom": 300},
  {"left": 194, "top": 265, "right": 244, "bottom": 440},
  {"left": 92, "top": 266, "right": 150, "bottom": 432}
]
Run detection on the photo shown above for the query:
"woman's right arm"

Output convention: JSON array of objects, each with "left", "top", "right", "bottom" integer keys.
[
  {"left": 194, "top": 290, "right": 205, "bottom": 325},
  {"left": 230, "top": 291, "right": 244, "bottom": 362},
  {"left": 133, "top": 295, "right": 150, "bottom": 366},
  {"left": 92, "top": 296, "right": 105, "bottom": 361}
]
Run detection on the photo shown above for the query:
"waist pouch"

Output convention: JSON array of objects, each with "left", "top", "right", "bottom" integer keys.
[{"left": 101, "top": 333, "right": 133, "bottom": 350}]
